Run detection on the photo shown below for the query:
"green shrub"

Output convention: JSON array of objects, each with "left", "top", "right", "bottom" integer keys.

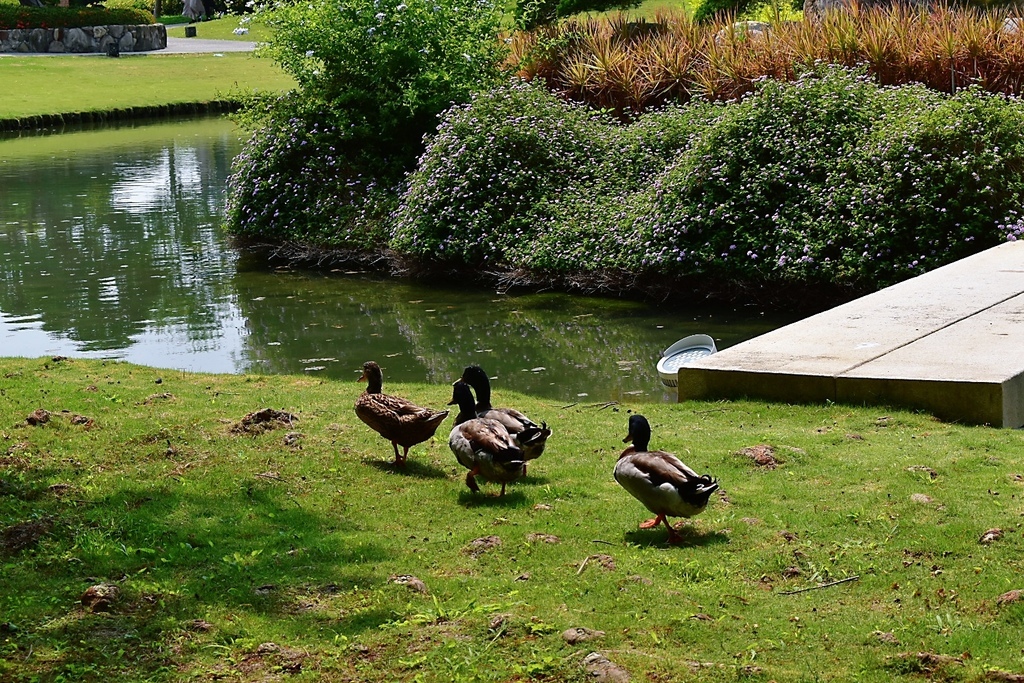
[
  {"left": 227, "top": 0, "right": 509, "bottom": 244},
  {"left": 391, "top": 67, "right": 1024, "bottom": 291},
  {"left": 225, "top": 96, "right": 396, "bottom": 248},
  {"left": 392, "top": 82, "right": 618, "bottom": 264},
  {"left": 0, "top": 4, "right": 152, "bottom": 27},
  {"left": 100, "top": 0, "right": 183, "bottom": 15},
  {"left": 102, "top": 0, "right": 153, "bottom": 14}
]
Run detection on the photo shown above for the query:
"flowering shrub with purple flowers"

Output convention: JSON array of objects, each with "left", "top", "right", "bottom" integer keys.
[
  {"left": 393, "top": 66, "right": 1024, "bottom": 293},
  {"left": 225, "top": 109, "right": 396, "bottom": 246},
  {"left": 226, "top": 0, "right": 507, "bottom": 243}
]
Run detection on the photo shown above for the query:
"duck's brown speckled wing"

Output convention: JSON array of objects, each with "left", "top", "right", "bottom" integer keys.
[{"left": 355, "top": 393, "right": 449, "bottom": 448}]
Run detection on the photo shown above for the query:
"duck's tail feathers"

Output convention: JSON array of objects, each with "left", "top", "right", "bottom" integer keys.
[
  {"left": 426, "top": 409, "right": 451, "bottom": 426},
  {"left": 499, "top": 459, "right": 526, "bottom": 474},
  {"left": 694, "top": 476, "right": 720, "bottom": 497}
]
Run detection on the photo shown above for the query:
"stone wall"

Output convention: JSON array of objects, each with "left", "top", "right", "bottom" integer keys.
[{"left": 0, "top": 24, "right": 166, "bottom": 53}]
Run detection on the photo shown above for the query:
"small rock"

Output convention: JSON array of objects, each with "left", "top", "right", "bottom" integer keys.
[
  {"left": 489, "top": 614, "right": 509, "bottom": 632},
  {"left": 778, "top": 530, "right": 798, "bottom": 543},
  {"left": 582, "top": 652, "right": 630, "bottom": 683},
  {"left": 782, "top": 566, "right": 803, "bottom": 578},
  {"left": 26, "top": 409, "right": 50, "bottom": 426},
  {"left": 997, "top": 589, "right": 1024, "bottom": 606},
  {"left": 526, "top": 533, "right": 560, "bottom": 544},
  {"left": 980, "top": 528, "right": 1004, "bottom": 544},
  {"left": 515, "top": 572, "right": 531, "bottom": 582},
  {"left": 70, "top": 415, "right": 94, "bottom": 427},
  {"left": 81, "top": 584, "right": 120, "bottom": 612},
  {"left": 390, "top": 574, "right": 428, "bottom": 594},
  {"left": 562, "top": 627, "right": 605, "bottom": 644},
  {"left": 256, "top": 642, "right": 280, "bottom": 655},
  {"left": 873, "top": 630, "right": 900, "bottom": 645},
  {"left": 910, "top": 493, "right": 934, "bottom": 504}
]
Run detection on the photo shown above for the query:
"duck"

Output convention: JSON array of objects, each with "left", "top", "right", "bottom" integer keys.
[
  {"left": 354, "top": 361, "right": 450, "bottom": 467},
  {"left": 459, "top": 365, "right": 551, "bottom": 467},
  {"left": 614, "top": 414, "right": 719, "bottom": 544},
  {"left": 447, "top": 380, "right": 526, "bottom": 496}
]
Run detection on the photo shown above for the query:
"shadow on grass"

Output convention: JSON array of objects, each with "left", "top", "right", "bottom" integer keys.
[
  {"left": 624, "top": 526, "right": 731, "bottom": 549},
  {"left": 362, "top": 458, "right": 450, "bottom": 479},
  {"left": 456, "top": 489, "right": 529, "bottom": 507}
]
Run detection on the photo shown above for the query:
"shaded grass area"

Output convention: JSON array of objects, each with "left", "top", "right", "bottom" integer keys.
[
  {"left": 0, "top": 53, "right": 292, "bottom": 121},
  {"left": 2, "top": 357, "right": 1024, "bottom": 681}
]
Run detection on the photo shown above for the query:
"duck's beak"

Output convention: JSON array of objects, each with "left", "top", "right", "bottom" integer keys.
[
  {"left": 622, "top": 433, "right": 633, "bottom": 444},
  {"left": 447, "top": 398, "right": 457, "bottom": 406},
  {"left": 357, "top": 371, "right": 367, "bottom": 383}
]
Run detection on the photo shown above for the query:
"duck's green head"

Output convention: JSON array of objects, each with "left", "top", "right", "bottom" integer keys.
[{"left": 624, "top": 414, "right": 652, "bottom": 451}]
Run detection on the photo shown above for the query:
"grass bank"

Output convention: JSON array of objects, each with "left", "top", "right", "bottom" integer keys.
[
  {"left": 0, "top": 52, "right": 292, "bottom": 127},
  {"left": 3, "top": 356, "right": 1024, "bottom": 681},
  {"left": 165, "top": 16, "right": 273, "bottom": 42}
]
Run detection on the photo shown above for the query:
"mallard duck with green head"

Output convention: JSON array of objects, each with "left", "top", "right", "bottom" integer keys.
[{"left": 614, "top": 414, "right": 719, "bottom": 544}]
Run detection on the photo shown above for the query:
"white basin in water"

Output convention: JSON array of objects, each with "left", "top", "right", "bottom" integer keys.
[{"left": 656, "top": 334, "right": 717, "bottom": 387}]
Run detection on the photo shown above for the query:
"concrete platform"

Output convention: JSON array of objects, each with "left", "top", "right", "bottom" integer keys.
[{"left": 676, "top": 241, "right": 1024, "bottom": 427}]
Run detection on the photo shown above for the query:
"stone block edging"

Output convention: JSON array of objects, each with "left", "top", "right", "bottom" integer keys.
[{"left": 0, "top": 23, "right": 166, "bottom": 53}]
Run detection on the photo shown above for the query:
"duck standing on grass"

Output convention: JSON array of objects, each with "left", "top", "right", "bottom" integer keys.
[
  {"left": 354, "top": 361, "right": 449, "bottom": 467},
  {"left": 448, "top": 380, "right": 528, "bottom": 496},
  {"left": 614, "top": 414, "right": 719, "bottom": 544},
  {"left": 459, "top": 365, "right": 551, "bottom": 471}
]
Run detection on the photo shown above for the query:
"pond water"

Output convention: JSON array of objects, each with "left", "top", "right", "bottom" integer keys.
[{"left": 0, "top": 116, "right": 797, "bottom": 403}]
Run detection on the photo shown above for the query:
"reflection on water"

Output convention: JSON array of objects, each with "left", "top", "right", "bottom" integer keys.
[{"left": 0, "top": 117, "right": 796, "bottom": 402}]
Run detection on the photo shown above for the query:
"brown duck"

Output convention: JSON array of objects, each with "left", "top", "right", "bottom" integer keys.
[
  {"left": 459, "top": 365, "right": 551, "bottom": 468},
  {"left": 354, "top": 361, "right": 449, "bottom": 466},
  {"left": 447, "top": 380, "right": 526, "bottom": 496}
]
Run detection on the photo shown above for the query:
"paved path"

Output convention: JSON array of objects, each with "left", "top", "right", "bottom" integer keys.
[
  {"left": 161, "top": 36, "right": 256, "bottom": 53},
  {"left": 675, "top": 241, "right": 1024, "bottom": 427}
]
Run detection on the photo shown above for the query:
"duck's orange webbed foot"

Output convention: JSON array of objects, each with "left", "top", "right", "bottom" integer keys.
[
  {"left": 638, "top": 515, "right": 664, "bottom": 530},
  {"left": 665, "top": 519, "right": 685, "bottom": 544}
]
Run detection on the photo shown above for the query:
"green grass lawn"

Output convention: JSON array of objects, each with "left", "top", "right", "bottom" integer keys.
[
  {"left": 0, "top": 52, "right": 292, "bottom": 121},
  {"left": 2, "top": 356, "right": 1024, "bottom": 682},
  {"left": 164, "top": 15, "right": 274, "bottom": 42}
]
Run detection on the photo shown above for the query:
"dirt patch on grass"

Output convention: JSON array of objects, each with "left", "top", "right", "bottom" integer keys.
[
  {"left": 737, "top": 444, "right": 779, "bottom": 469},
  {"left": 463, "top": 535, "right": 502, "bottom": 557},
  {"left": 1, "top": 518, "right": 52, "bottom": 555},
  {"left": 230, "top": 408, "right": 298, "bottom": 434}
]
